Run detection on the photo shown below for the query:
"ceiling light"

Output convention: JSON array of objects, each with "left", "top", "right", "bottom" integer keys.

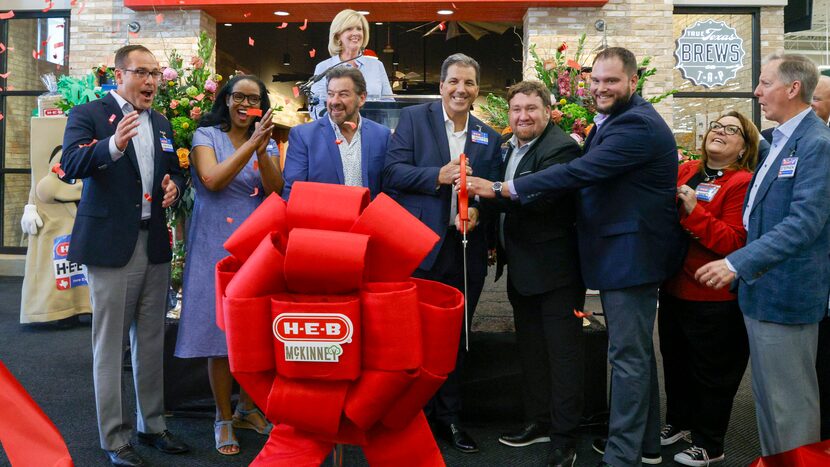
[
  {"left": 375, "top": 22, "right": 383, "bottom": 25},
  {"left": 274, "top": 11, "right": 290, "bottom": 16},
  {"left": 437, "top": 9, "right": 454, "bottom": 15},
  {"left": 224, "top": 23, "right": 232, "bottom": 27},
  {"left": 357, "top": 11, "right": 370, "bottom": 15}
]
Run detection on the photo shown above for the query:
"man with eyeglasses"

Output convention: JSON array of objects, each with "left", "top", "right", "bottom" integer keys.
[
  {"left": 282, "top": 67, "right": 390, "bottom": 199},
  {"left": 61, "top": 44, "right": 189, "bottom": 467}
]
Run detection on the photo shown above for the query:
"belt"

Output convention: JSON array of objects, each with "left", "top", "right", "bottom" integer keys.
[{"left": 139, "top": 219, "right": 151, "bottom": 230}]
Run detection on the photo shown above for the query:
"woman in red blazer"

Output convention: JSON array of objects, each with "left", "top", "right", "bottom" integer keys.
[{"left": 659, "top": 111, "right": 760, "bottom": 466}]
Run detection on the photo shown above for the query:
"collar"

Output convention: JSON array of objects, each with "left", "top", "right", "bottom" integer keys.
[
  {"left": 328, "top": 114, "right": 363, "bottom": 136},
  {"left": 593, "top": 113, "right": 609, "bottom": 128},
  {"left": 441, "top": 104, "right": 469, "bottom": 134},
  {"left": 508, "top": 133, "right": 540, "bottom": 151},
  {"left": 109, "top": 90, "right": 146, "bottom": 114},
  {"left": 332, "top": 54, "right": 365, "bottom": 69},
  {"left": 773, "top": 106, "right": 813, "bottom": 142}
]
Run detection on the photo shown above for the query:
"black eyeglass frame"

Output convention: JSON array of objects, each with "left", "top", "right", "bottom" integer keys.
[{"left": 230, "top": 92, "right": 262, "bottom": 106}]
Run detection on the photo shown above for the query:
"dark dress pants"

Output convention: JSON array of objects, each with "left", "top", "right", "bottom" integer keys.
[
  {"left": 507, "top": 279, "right": 584, "bottom": 448},
  {"left": 415, "top": 227, "right": 485, "bottom": 426},
  {"left": 658, "top": 292, "right": 749, "bottom": 456},
  {"left": 818, "top": 315, "right": 830, "bottom": 440}
]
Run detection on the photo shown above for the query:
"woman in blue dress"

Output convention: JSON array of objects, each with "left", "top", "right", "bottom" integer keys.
[{"left": 175, "top": 75, "right": 283, "bottom": 455}]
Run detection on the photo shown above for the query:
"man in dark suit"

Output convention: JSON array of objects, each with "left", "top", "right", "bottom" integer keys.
[
  {"left": 383, "top": 53, "right": 501, "bottom": 453},
  {"left": 61, "top": 45, "right": 188, "bottom": 467},
  {"left": 697, "top": 53, "right": 830, "bottom": 455},
  {"left": 283, "top": 67, "right": 390, "bottom": 199},
  {"left": 489, "top": 81, "right": 584, "bottom": 467},
  {"left": 813, "top": 74, "right": 830, "bottom": 442},
  {"left": 467, "top": 47, "right": 681, "bottom": 467}
]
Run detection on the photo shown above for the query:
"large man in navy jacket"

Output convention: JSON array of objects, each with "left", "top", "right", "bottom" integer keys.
[
  {"left": 697, "top": 54, "right": 830, "bottom": 456},
  {"left": 383, "top": 53, "right": 501, "bottom": 453},
  {"left": 61, "top": 45, "right": 188, "bottom": 467},
  {"left": 467, "top": 47, "right": 682, "bottom": 467},
  {"left": 283, "top": 67, "right": 390, "bottom": 199}
]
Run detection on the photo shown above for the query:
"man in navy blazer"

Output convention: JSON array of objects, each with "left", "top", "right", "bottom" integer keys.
[
  {"left": 61, "top": 45, "right": 187, "bottom": 466},
  {"left": 283, "top": 67, "right": 389, "bottom": 199},
  {"left": 467, "top": 47, "right": 681, "bottom": 467},
  {"left": 697, "top": 54, "right": 830, "bottom": 456},
  {"left": 383, "top": 53, "right": 501, "bottom": 453}
]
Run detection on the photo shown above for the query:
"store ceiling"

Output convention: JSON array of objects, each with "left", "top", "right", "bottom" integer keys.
[{"left": 125, "top": 0, "right": 607, "bottom": 23}]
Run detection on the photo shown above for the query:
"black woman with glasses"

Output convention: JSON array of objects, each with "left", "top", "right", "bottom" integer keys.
[
  {"left": 174, "top": 74, "right": 282, "bottom": 456},
  {"left": 658, "top": 111, "right": 759, "bottom": 466}
]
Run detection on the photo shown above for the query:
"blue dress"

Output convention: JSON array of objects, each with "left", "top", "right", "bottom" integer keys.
[{"left": 175, "top": 125, "right": 265, "bottom": 358}]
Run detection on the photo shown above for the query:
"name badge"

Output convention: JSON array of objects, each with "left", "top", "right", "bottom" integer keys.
[
  {"left": 695, "top": 183, "right": 721, "bottom": 202},
  {"left": 471, "top": 130, "right": 489, "bottom": 145},
  {"left": 778, "top": 157, "right": 798, "bottom": 178},
  {"left": 160, "top": 137, "right": 174, "bottom": 153}
]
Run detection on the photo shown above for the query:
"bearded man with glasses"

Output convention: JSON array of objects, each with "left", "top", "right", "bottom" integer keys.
[{"left": 61, "top": 44, "right": 189, "bottom": 467}]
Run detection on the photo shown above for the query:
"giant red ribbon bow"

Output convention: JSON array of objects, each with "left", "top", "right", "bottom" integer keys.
[{"left": 216, "top": 182, "right": 464, "bottom": 466}]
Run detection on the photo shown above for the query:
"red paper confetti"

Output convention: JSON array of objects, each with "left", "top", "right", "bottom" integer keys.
[
  {"left": 32, "top": 50, "right": 42, "bottom": 59},
  {"left": 248, "top": 37, "right": 255, "bottom": 46},
  {"left": 155, "top": 14, "right": 164, "bottom": 24},
  {"left": 144, "top": 193, "right": 152, "bottom": 202},
  {"left": 108, "top": 114, "right": 116, "bottom": 124},
  {"left": 246, "top": 108, "right": 262, "bottom": 117},
  {"left": 438, "top": 21, "right": 446, "bottom": 31},
  {"left": 54, "top": 41, "right": 64, "bottom": 48},
  {"left": 0, "top": 11, "right": 15, "bottom": 20},
  {"left": 78, "top": 139, "right": 98, "bottom": 148},
  {"left": 56, "top": 23, "right": 64, "bottom": 28},
  {"left": 309, "top": 48, "right": 316, "bottom": 58},
  {"left": 250, "top": 186, "right": 259, "bottom": 197},
  {"left": 0, "top": 112, "right": 4, "bottom": 122},
  {"left": 70, "top": 0, "right": 77, "bottom": 5},
  {"left": 0, "top": 72, "right": 9, "bottom": 79},
  {"left": 573, "top": 309, "right": 593, "bottom": 318},
  {"left": 51, "top": 163, "right": 65, "bottom": 178},
  {"left": 41, "top": 36, "right": 50, "bottom": 47},
  {"left": 299, "top": 19, "right": 308, "bottom": 31},
  {"left": 276, "top": 22, "right": 288, "bottom": 29},
  {"left": 42, "top": 1, "right": 53, "bottom": 13},
  {"left": 0, "top": 87, "right": 3, "bottom": 92},
  {"left": 292, "top": 86, "right": 300, "bottom": 98},
  {"left": 252, "top": 160, "right": 259, "bottom": 171},
  {"left": 335, "top": 139, "right": 343, "bottom": 145},
  {"left": 344, "top": 121, "right": 357, "bottom": 130},
  {"left": 243, "top": 12, "right": 252, "bottom": 18},
  {"left": 5, "top": 85, "right": 13, "bottom": 91},
  {"left": 77, "top": 1, "right": 85, "bottom": 15},
  {"left": 129, "top": 31, "right": 138, "bottom": 38},
  {"left": 226, "top": 217, "right": 234, "bottom": 223},
  {"left": 284, "top": 97, "right": 291, "bottom": 105},
  {"left": 0, "top": 43, "right": 5, "bottom": 54}
]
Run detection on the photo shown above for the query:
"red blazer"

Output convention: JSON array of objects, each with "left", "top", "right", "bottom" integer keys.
[{"left": 662, "top": 160, "right": 751, "bottom": 301}]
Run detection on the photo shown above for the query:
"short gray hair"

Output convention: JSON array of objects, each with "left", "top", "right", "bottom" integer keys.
[
  {"left": 765, "top": 53, "right": 819, "bottom": 104},
  {"left": 440, "top": 53, "right": 480, "bottom": 84}
]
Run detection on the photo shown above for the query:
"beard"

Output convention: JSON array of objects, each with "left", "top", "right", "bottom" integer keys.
[{"left": 595, "top": 88, "right": 632, "bottom": 115}]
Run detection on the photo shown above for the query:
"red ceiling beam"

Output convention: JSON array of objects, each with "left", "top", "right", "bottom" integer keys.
[{"left": 124, "top": 0, "right": 607, "bottom": 23}]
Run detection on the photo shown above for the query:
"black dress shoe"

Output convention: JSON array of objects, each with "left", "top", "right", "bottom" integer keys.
[
  {"left": 548, "top": 447, "right": 577, "bottom": 467},
  {"left": 137, "top": 430, "right": 189, "bottom": 454},
  {"left": 105, "top": 445, "right": 145, "bottom": 467},
  {"left": 433, "top": 423, "right": 479, "bottom": 453},
  {"left": 498, "top": 422, "right": 552, "bottom": 447}
]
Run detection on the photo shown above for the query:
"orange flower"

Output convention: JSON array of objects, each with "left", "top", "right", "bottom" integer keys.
[
  {"left": 550, "top": 108, "right": 564, "bottom": 125},
  {"left": 583, "top": 123, "right": 594, "bottom": 137},
  {"left": 176, "top": 147, "right": 190, "bottom": 169},
  {"left": 543, "top": 59, "right": 556, "bottom": 71}
]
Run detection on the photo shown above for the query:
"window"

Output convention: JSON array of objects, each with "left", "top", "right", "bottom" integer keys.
[
  {"left": 0, "top": 9, "right": 70, "bottom": 252},
  {"left": 672, "top": 7, "right": 761, "bottom": 152}
]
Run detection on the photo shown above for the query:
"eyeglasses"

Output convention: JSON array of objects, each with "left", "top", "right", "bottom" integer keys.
[
  {"left": 709, "top": 121, "right": 744, "bottom": 136},
  {"left": 122, "top": 69, "right": 163, "bottom": 80},
  {"left": 230, "top": 92, "right": 262, "bottom": 106}
]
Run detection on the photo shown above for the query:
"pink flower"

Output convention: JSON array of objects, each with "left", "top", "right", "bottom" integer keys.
[
  {"left": 162, "top": 67, "right": 178, "bottom": 81},
  {"left": 169, "top": 100, "right": 179, "bottom": 109},
  {"left": 569, "top": 132, "right": 584, "bottom": 144},
  {"left": 576, "top": 87, "right": 585, "bottom": 97},
  {"left": 557, "top": 75, "right": 571, "bottom": 98},
  {"left": 204, "top": 79, "right": 218, "bottom": 93},
  {"left": 190, "top": 56, "right": 204, "bottom": 69},
  {"left": 190, "top": 107, "right": 202, "bottom": 119}
]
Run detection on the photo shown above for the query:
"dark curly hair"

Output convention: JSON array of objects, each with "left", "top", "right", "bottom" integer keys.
[{"left": 199, "top": 74, "right": 271, "bottom": 137}]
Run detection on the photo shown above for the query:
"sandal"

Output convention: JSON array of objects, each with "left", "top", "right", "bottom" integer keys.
[
  {"left": 214, "top": 420, "right": 240, "bottom": 456},
  {"left": 232, "top": 405, "right": 273, "bottom": 435}
]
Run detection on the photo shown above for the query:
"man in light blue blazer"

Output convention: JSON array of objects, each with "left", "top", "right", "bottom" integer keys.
[
  {"left": 283, "top": 67, "right": 390, "bottom": 199},
  {"left": 698, "top": 53, "right": 830, "bottom": 456}
]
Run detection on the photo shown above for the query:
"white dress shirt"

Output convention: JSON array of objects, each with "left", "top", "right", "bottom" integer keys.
[
  {"left": 442, "top": 105, "right": 469, "bottom": 225},
  {"left": 329, "top": 116, "right": 363, "bottom": 187},
  {"left": 108, "top": 90, "right": 154, "bottom": 220}
]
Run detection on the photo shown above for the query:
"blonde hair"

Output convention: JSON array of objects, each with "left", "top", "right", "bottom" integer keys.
[{"left": 328, "top": 9, "right": 370, "bottom": 57}]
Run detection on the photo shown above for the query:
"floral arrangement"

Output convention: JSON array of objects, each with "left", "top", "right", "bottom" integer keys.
[
  {"left": 152, "top": 31, "right": 220, "bottom": 290},
  {"left": 480, "top": 34, "right": 677, "bottom": 144}
]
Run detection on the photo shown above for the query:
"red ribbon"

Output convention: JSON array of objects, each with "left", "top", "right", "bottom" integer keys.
[
  {"left": 217, "top": 181, "right": 461, "bottom": 465},
  {"left": 749, "top": 440, "right": 830, "bottom": 467}
]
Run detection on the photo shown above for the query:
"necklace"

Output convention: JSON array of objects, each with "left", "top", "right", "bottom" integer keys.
[{"left": 702, "top": 165, "right": 724, "bottom": 183}]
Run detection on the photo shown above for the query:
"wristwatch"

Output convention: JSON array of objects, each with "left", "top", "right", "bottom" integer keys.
[{"left": 492, "top": 181, "right": 504, "bottom": 199}]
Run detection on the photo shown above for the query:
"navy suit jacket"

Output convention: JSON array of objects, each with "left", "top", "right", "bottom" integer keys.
[
  {"left": 513, "top": 94, "right": 682, "bottom": 291},
  {"left": 282, "top": 115, "right": 390, "bottom": 199},
  {"left": 61, "top": 93, "right": 185, "bottom": 267},
  {"left": 728, "top": 111, "right": 830, "bottom": 324},
  {"left": 383, "top": 101, "right": 501, "bottom": 274}
]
